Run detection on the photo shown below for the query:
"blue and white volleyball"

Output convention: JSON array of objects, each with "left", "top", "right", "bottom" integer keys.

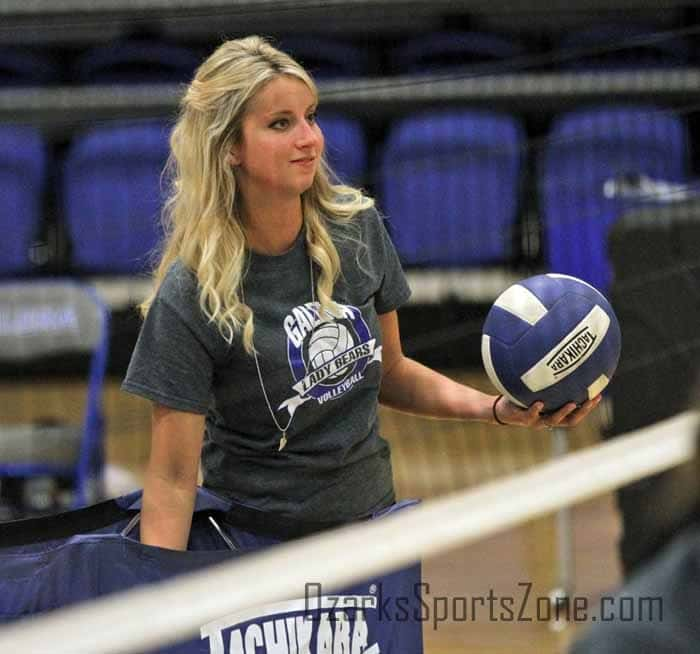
[
  {"left": 308, "top": 322, "right": 354, "bottom": 380},
  {"left": 481, "top": 274, "right": 621, "bottom": 412}
]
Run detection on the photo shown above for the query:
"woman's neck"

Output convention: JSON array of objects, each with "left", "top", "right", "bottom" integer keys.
[{"left": 242, "top": 196, "right": 304, "bottom": 256}]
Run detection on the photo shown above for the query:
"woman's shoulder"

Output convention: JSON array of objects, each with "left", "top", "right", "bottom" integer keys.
[
  {"left": 353, "top": 202, "right": 382, "bottom": 225},
  {"left": 350, "top": 203, "right": 391, "bottom": 249},
  {"left": 327, "top": 194, "right": 384, "bottom": 236},
  {"left": 154, "top": 258, "right": 200, "bottom": 308}
]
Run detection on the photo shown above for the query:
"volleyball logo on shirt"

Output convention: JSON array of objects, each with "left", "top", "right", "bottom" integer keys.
[
  {"left": 280, "top": 301, "right": 381, "bottom": 417},
  {"left": 308, "top": 322, "right": 355, "bottom": 382}
]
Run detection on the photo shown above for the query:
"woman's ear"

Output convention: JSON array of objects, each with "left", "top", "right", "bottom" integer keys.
[{"left": 227, "top": 149, "right": 241, "bottom": 166}]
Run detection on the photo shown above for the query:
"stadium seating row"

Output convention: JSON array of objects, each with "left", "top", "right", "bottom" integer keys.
[
  {"left": 0, "top": 106, "right": 690, "bottom": 294},
  {"left": 0, "top": 25, "right": 694, "bottom": 86},
  {"left": 383, "top": 106, "right": 690, "bottom": 294},
  {"left": 0, "top": 114, "right": 366, "bottom": 276}
]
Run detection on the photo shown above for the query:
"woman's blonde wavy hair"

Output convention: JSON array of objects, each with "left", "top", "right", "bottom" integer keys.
[{"left": 141, "top": 35, "right": 373, "bottom": 353}]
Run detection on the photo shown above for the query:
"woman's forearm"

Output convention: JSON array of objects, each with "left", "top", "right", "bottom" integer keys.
[
  {"left": 379, "top": 355, "right": 497, "bottom": 423},
  {"left": 140, "top": 469, "right": 198, "bottom": 550},
  {"left": 139, "top": 404, "right": 205, "bottom": 550}
]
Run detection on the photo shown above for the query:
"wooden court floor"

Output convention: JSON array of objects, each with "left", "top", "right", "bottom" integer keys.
[{"left": 2, "top": 370, "right": 623, "bottom": 653}]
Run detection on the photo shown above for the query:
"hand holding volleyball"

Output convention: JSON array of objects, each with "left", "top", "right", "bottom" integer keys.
[{"left": 482, "top": 274, "right": 622, "bottom": 420}]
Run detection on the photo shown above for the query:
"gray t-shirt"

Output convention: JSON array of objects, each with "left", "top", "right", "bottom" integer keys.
[{"left": 122, "top": 207, "right": 411, "bottom": 521}]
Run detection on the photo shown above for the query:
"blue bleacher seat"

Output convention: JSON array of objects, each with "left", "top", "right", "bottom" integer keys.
[
  {"left": 0, "top": 281, "right": 110, "bottom": 511},
  {"left": 390, "top": 31, "right": 524, "bottom": 74},
  {"left": 72, "top": 40, "right": 200, "bottom": 84},
  {"left": 0, "top": 126, "right": 46, "bottom": 276},
  {"left": 319, "top": 114, "right": 367, "bottom": 186},
  {"left": 379, "top": 110, "right": 524, "bottom": 267},
  {"left": 63, "top": 121, "right": 170, "bottom": 274},
  {"left": 539, "top": 106, "right": 689, "bottom": 293}
]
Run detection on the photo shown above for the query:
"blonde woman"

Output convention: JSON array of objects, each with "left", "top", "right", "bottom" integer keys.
[{"left": 122, "top": 36, "right": 598, "bottom": 550}]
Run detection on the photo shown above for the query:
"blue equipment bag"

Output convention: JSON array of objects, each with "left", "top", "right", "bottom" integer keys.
[{"left": 0, "top": 488, "right": 423, "bottom": 654}]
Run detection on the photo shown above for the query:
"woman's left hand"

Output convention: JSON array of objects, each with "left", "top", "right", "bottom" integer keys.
[{"left": 495, "top": 395, "right": 602, "bottom": 430}]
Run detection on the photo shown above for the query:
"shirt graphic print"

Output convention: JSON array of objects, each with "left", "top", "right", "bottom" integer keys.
[{"left": 281, "top": 301, "right": 382, "bottom": 418}]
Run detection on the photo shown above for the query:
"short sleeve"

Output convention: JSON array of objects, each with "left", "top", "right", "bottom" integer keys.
[
  {"left": 121, "top": 265, "right": 218, "bottom": 414},
  {"left": 365, "top": 208, "right": 412, "bottom": 314}
]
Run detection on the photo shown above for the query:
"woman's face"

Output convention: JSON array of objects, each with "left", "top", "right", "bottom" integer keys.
[{"left": 230, "top": 75, "right": 324, "bottom": 203}]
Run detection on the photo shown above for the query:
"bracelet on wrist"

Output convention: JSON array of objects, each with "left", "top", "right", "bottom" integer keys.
[{"left": 492, "top": 394, "right": 508, "bottom": 426}]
